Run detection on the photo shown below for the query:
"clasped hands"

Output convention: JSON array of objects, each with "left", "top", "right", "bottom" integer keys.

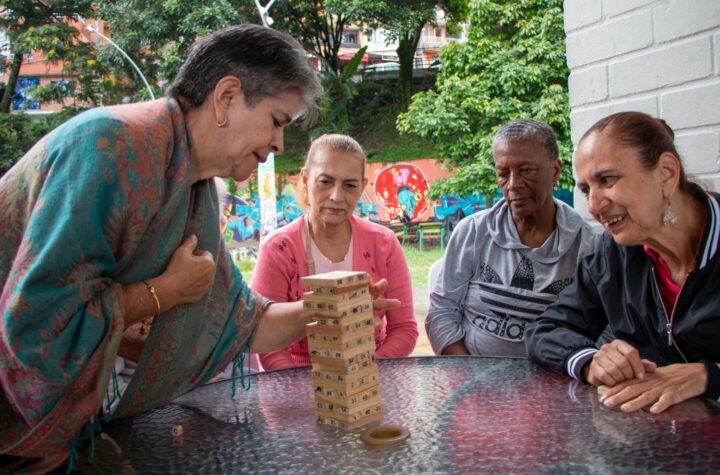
[{"left": 583, "top": 339, "right": 708, "bottom": 414}]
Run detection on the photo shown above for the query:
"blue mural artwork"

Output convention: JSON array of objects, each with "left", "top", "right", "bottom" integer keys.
[
  {"left": 222, "top": 195, "right": 260, "bottom": 242},
  {"left": 354, "top": 190, "right": 380, "bottom": 221},
  {"left": 434, "top": 189, "right": 574, "bottom": 221},
  {"left": 221, "top": 179, "right": 575, "bottom": 245}
]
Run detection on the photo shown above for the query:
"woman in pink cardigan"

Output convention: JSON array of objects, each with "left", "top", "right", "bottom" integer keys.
[{"left": 252, "top": 134, "right": 418, "bottom": 370}]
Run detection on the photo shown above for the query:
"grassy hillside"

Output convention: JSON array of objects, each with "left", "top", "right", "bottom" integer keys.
[{"left": 275, "top": 78, "right": 437, "bottom": 176}]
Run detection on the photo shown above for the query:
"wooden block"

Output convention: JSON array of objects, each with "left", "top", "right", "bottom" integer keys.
[
  {"left": 303, "top": 295, "right": 372, "bottom": 318},
  {"left": 314, "top": 384, "right": 382, "bottom": 412},
  {"left": 311, "top": 312, "right": 374, "bottom": 332},
  {"left": 313, "top": 356, "right": 377, "bottom": 378},
  {"left": 301, "top": 271, "right": 370, "bottom": 289},
  {"left": 304, "top": 286, "right": 369, "bottom": 305},
  {"left": 309, "top": 340, "right": 374, "bottom": 360},
  {"left": 318, "top": 410, "right": 385, "bottom": 430},
  {"left": 312, "top": 282, "right": 368, "bottom": 296},
  {"left": 307, "top": 331, "right": 375, "bottom": 352},
  {"left": 317, "top": 402, "right": 385, "bottom": 424},
  {"left": 311, "top": 364, "right": 379, "bottom": 396},
  {"left": 317, "top": 398, "right": 383, "bottom": 422},
  {"left": 309, "top": 341, "right": 376, "bottom": 368}
]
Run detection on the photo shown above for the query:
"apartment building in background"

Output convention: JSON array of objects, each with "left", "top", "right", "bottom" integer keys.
[{"left": 0, "top": 19, "right": 106, "bottom": 112}]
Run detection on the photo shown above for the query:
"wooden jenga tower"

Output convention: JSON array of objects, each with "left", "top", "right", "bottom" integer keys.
[{"left": 301, "top": 271, "right": 384, "bottom": 430}]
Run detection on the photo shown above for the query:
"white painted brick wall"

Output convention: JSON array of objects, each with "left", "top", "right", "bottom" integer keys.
[
  {"left": 568, "top": 64, "right": 608, "bottom": 106},
  {"left": 660, "top": 80, "right": 720, "bottom": 129},
  {"left": 609, "top": 36, "right": 713, "bottom": 97},
  {"left": 565, "top": 0, "right": 720, "bottom": 207},
  {"left": 563, "top": 0, "right": 602, "bottom": 32},
  {"left": 566, "top": 11, "right": 653, "bottom": 68},
  {"left": 569, "top": 95, "right": 658, "bottom": 143},
  {"left": 603, "top": 0, "right": 655, "bottom": 18},
  {"left": 675, "top": 130, "right": 720, "bottom": 175},
  {"left": 714, "top": 33, "right": 720, "bottom": 76},
  {"left": 653, "top": 0, "right": 720, "bottom": 43}
]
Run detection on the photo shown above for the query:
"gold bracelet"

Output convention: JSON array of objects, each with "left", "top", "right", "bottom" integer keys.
[{"left": 143, "top": 280, "right": 161, "bottom": 316}]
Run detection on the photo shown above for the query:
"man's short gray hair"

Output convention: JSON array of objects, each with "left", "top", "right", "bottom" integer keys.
[{"left": 492, "top": 119, "right": 559, "bottom": 161}]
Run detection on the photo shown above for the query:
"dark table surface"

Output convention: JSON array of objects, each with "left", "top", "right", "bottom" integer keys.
[{"left": 87, "top": 357, "right": 720, "bottom": 474}]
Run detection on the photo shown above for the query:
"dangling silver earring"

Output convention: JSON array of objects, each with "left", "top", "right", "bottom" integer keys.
[{"left": 663, "top": 199, "right": 677, "bottom": 225}]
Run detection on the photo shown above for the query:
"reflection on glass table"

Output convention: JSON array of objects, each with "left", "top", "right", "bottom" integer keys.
[{"left": 83, "top": 357, "right": 720, "bottom": 474}]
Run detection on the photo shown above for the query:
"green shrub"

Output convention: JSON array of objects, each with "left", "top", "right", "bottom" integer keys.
[{"left": 0, "top": 108, "right": 81, "bottom": 177}]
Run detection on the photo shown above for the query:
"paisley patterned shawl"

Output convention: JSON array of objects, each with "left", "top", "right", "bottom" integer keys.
[{"left": 0, "top": 98, "right": 265, "bottom": 470}]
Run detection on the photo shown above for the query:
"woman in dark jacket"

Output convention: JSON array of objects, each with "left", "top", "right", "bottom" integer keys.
[{"left": 526, "top": 111, "right": 720, "bottom": 414}]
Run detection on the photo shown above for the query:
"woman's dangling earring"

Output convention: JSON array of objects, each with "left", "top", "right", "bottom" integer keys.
[
  {"left": 663, "top": 199, "right": 678, "bottom": 225},
  {"left": 216, "top": 116, "right": 228, "bottom": 128}
]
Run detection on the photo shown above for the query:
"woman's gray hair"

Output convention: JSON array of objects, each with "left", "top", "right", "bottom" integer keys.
[
  {"left": 168, "top": 24, "right": 322, "bottom": 118},
  {"left": 492, "top": 119, "right": 559, "bottom": 161}
]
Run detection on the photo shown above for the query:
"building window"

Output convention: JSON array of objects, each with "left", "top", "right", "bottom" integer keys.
[
  {"left": 12, "top": 77, "right": 41, "bottom": 111},
  {"left": 342, "top": 31, "right": 358, "bottom": 45}
]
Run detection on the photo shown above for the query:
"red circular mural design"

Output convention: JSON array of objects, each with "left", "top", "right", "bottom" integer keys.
[{"left": 374, "top": 164, "right": 430, "bottom": 221}]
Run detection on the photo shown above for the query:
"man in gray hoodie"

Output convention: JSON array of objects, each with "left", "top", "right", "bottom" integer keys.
[{"left": 427, "top": 119, "right": 598, "bottom": 357}]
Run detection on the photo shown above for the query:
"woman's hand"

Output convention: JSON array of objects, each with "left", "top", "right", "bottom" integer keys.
[
  {"left": 156, "top": 234, "right": 216, "bottom": 308},
  {"left": 584, "top": 339, "right": 657, "bottom": 386},
  {"left": 369, "top": 278, "right": 401, "bottom": 312},
  {"left": 369, "top": 278, "right": 401, "bottom": 331},
  {"left": 599, "top": 362, "right": 708, "bottom": 414}
]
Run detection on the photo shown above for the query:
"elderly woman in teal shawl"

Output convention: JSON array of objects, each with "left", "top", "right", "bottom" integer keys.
[{"left": 0, "top": 25, "right": 402, "bottom": 473}]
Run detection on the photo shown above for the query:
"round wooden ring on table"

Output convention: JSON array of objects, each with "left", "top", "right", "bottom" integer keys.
[{"left": 361, "top": 424, "right": 410, "bottom": 447}]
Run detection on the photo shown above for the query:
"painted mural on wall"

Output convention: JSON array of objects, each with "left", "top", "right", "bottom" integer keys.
[
  {"left": 374, "top": 163, "right": 430, "bottom": 221},
  {"left": 220, "top": 158, "right": 574, "bottom": 245}
]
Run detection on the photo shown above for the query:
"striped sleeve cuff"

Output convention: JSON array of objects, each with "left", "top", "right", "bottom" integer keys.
[
  {"left": 702, "top": 361, "right": 720, "bottom": 399},
  {"left": 566, "top": 348, "right": 598, "bottom": 382}
]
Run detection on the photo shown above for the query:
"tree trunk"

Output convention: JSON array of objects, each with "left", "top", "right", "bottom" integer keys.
[
  {"left": 396, "top": 37, "right": 414, "bottom": 112},
  {"left": 395, "top": 25, "right": 424, "bottom": 112},
  {"left": 0, "top": 51, "right": 24, "bottom": 113}
]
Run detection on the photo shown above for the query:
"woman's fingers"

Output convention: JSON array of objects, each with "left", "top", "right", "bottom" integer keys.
[
  {"left": 161, "top": 234, "right": 217, "bottom": 306},
  {"left": 373, "top": 297, "right": 401, "bottom": 311},
  {"left": 369, "top": 278, "right": 389, "bottom": 299},
  {"left": 599, "top": 363, "right": 707, "bottom": 414}
]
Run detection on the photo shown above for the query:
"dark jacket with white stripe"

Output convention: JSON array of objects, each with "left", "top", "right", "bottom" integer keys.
[
  {"left": 526, "top": 193, "right": 720, "bottom": 398},
  {"left": 426, "top": 198, "right": 598, "bottom": 357}
]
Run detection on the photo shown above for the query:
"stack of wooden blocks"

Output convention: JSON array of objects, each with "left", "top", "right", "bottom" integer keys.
[{"left": 301, "top": 271, "right": 384, "bottom": 430}]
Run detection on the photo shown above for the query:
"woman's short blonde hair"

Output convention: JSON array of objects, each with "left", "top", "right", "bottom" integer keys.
[{"left": 296, "top": 134, "right": 367, "bottom": 210}]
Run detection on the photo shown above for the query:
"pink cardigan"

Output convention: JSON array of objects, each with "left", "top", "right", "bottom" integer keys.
[{"left": 252, "top": 215, "right": 418, "bottom": 370}]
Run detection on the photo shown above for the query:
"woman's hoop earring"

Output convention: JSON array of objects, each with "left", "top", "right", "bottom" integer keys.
[{"left": 216, "top": 116, "right": 228, "bottom": 128}]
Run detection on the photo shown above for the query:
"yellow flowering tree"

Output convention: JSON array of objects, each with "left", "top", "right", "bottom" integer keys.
[{"left": 0, "top": 1, "right": 103, "bottom": 112}]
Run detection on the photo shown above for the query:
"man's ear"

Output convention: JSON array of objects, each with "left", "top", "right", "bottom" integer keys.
[
  {"left": 212, "top": 76, "right": 244, "bottom": 123},
  {"left": 552, "top": 158, "right": 562, "bottom": 184},
  {"left": 659, "top": 152, "right": 681, "bottom": 198}
]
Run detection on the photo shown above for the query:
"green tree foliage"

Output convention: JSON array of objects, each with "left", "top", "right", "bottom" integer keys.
[
  {"left": 265, "top": 0, "right": 360, "bottom": 75},
  {"left": 0, "top": 108, "right": 80, "bottom": 176},
  {"left": 94, "top": 0, "right": 253, "bottom": 99},
  {"left": 397, "top": 0, "right": 571, "bottom": 200},
  {"left": 0, "top": 1, "right": 101, "bottom": 112},
  {"left": 344, "top": 0, "right": 467, "bottom": 112}
]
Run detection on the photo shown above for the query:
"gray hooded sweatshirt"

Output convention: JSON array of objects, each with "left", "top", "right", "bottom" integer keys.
[{"left": 426, "top": 198, "right": 598, "bottom": 357}]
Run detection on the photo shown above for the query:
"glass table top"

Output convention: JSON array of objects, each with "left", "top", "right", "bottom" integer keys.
[{"left": 85, "top": 357, "right": 720, "bottom": 474}]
